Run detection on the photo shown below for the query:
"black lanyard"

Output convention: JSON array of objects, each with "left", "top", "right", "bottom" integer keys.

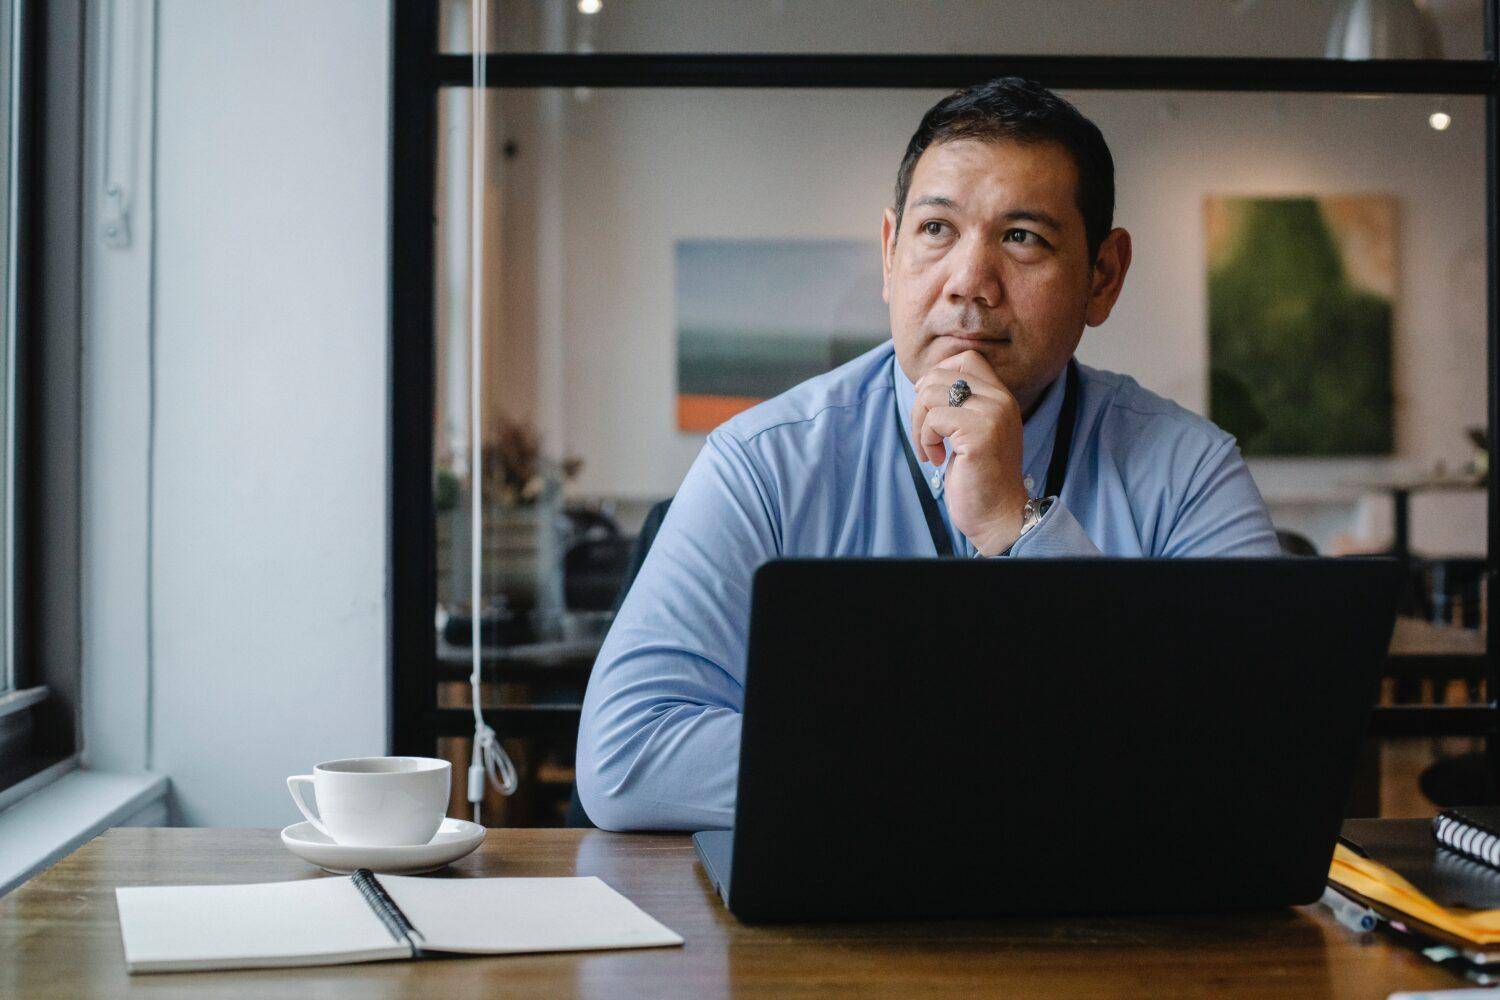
[{"left": 896, "top": 360, "right": 1080, "bottom": 558}]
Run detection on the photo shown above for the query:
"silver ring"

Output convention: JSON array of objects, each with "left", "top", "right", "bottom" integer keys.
[{"left": 948, "top": 379, "right": 971, "bottom": 408}]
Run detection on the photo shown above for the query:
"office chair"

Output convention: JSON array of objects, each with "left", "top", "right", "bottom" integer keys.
[
  {"left": 1275, "top": 529, "right": 1318, "bottom": 557},
  {"left": 566, "top": 497, "right": 674, "bottom": 828},
  {"left": 563, "top": 508, "right": 632, "bottom": 612}
]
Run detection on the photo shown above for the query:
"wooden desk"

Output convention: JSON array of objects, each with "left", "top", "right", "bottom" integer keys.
[{"left": 0, "top": 827, "right": 1461, "bottom": 998}]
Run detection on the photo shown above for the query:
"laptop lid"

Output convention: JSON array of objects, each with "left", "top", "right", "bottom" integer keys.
[{"left": 726, "top": 558, "right": 1403, "bottom": 922}]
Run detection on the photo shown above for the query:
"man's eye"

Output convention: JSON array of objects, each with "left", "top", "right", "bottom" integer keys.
[
  {"left": 921, "top": 220, "right": 948, "bottom": 237},
  {"left": 1004, "top": 228, "right": 1040, "bottom": 245}
]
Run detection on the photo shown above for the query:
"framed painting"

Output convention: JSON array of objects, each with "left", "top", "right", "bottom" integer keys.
[
  {"left": 1206, "top": 195, "right": 1395, "bottom": 456},
  {"left": 675, "top": 238, "right": 888, "bottom": 432}
]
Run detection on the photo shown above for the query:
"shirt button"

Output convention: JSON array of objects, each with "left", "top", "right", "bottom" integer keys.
[
  {"left": 929, "top": 472, "right": 943, "bottom": 494},
  {"left": 1023, "top": 475, "right": 1035, "bottom": 493}
]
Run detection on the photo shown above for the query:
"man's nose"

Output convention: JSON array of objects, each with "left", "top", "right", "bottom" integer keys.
[{"left": 943, "top": 236, "right": 1003, "bottom": 309}]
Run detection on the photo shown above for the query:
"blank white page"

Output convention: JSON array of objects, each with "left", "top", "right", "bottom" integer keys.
[
  {"left": 379, "top": 875, "right": 683, "bottom": 955},
  {"left": 115, "top": 878, "right": 412, "bottom": 973}
]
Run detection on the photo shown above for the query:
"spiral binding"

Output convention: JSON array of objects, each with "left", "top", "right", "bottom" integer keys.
[
  {"left": 1434, "top": 810, "right": 1500, "bottom": 870},
  {"left": 351, "top": 868, "right": 423, "bottom": 957}
]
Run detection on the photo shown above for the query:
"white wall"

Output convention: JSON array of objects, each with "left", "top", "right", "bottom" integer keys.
[
  {"left": 85, "top": 1, "right": 390, "bottom": 825},
  {"left": 488, "top": 1, "right": 1488, "bottom": 555}
]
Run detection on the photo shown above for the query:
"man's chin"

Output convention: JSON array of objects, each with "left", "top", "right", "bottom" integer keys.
[{"left": 924, "top": 337, "right": 1015, "bottom": 376}]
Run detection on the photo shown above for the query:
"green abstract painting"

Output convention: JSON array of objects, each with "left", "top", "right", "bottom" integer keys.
[{"left": 1206, "top": 195, "right": 1394, "bottom": 456}]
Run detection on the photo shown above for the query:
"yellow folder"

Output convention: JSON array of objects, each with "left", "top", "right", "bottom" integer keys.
[{"left": 1330, "top": 843, "right": 1500, "bottom": 945}]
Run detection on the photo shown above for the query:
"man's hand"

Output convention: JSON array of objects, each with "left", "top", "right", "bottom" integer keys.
[{"left": 910, "top": 350, "right": 1031, "bottom": 556}]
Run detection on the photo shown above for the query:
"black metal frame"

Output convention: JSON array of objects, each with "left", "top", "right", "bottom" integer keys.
[
  {"left": 388, "top": 2, "right": 439, "bottom": 766},
  {"left": 429, "top": 52, "right": 1496, "bottom": 93},
  {"left": 1, "top": 0, "right": 82, "bottom": 790},
  {"left": 11, "top": 0, "right": 35, "bottom": 697},
  {"left": 390, "top": 6, "right": 1500, "bottom": 785},
  {"left": 0, "top": 0, "right": 43, "bottom": 787}
]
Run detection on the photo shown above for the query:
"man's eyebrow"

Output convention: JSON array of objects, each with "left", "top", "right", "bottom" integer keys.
[
  {"left": 1001, "top": 209, "right": 1065, "bottom": 233},
  {"left": 909, "top": 197, "right": 1066, "bottom": 234},
  {"left": 909, "top": 195, "right": 958, "bottom": 211}
]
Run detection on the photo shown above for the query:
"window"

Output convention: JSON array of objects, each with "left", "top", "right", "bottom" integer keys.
[
  {"left": 0, "top": 0, "right": 34, "bottom": 794},
  {"left": 0, "top": 0, "right": 84, "bottom": 802},
  {"left": 0, "top": 0, "right": 16, "bottom": 700}
]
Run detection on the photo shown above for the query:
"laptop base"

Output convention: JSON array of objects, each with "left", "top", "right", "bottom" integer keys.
[{"left": 693, "top": 830, "right": 733, "bottom": 904}]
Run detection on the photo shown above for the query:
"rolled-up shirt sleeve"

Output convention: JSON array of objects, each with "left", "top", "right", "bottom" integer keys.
[{"left": 576, "top": 429, "right": 779, "bottom": 831}]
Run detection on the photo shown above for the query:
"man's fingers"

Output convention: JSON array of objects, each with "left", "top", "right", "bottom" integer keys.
[
  {"left": 919, "top": 405, "right": 985, "bottom": 459},
  {"left": 911, "top": 393, "right": 958, "bottom": 466},
  {"left": 950, "top": 349, "right": 999, "bottom": 382},
  {"left": 913, "top": 386, "right": 984, "bottom": 463},
  {"left": 914, "top": 354, "right": 1004, "bottom": 399},
  {"left": 924, "top": 349, "right": 1000, "bottom": 390},
  {"left": 910, "top": 398, "right": 945, "bottom": 466},
  {"left": 916, "top": 362, "right": 999, "bottom": 397},
  {"left": 915, "top": 383, "right": 1007, "bottom": 429},
  {"left": 915, "top": 379, "right": 1003, "bottom": 410},
  {"left": 912, "top": 381, "right": 1006, "bottom": 464},
  {"left": 911, "top": 376, "right": 1015, "bottom": 465}
]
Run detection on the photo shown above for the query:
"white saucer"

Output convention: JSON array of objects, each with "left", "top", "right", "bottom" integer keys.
[{"left": 280, "top": 818, "right": 486, "bottom": 875}]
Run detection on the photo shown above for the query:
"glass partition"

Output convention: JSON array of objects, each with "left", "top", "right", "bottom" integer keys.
[{"left": 429, "top": 82, "right": 1488, "bottom": 821}]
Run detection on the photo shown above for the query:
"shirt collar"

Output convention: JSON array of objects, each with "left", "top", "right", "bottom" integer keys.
[{"left": 892, "top": 353, "right": 1069, "bottom": 498}]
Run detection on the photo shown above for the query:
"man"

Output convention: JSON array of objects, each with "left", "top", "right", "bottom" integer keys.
[{"left": 577, "top": 77, "right": 1280, "bottom": 832}]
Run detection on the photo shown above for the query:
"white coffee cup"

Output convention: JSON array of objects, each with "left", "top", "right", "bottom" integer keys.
[{"left": 286, "top": 756, "right": 451, "bottom": 847}]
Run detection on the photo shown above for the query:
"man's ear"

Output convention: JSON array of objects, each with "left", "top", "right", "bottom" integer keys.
[
  {"left": 880, "top": 207, "right": 898, "bottom": 304},
  {"left": 1084, "top": 227, "right": 1132, "bottom": 328}
]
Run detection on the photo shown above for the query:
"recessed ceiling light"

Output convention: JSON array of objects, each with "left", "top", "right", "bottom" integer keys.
[
  {"left": 1429, "top": 110, "right": 1452, "bottom": 131},
  {"left": 578, "top": 0, "right": 602, "bottom": 14}
]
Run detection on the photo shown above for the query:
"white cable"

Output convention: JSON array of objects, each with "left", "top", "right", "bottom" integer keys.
[{"left": 467, "top": 0, "right": 517, "bottom": 825}]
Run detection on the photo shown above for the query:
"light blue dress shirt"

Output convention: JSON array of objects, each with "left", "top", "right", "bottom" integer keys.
[{"left": 576, "top": 341, "right": 1280, "bottom": 831}]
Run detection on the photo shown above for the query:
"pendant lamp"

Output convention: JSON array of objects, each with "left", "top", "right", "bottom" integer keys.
[{"left": 1324, "top": 0, "right": 1443, "bottom": 59}]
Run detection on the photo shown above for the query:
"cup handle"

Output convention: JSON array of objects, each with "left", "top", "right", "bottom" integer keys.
[{"left": 286, "top": 775, "right": 332, "bottom": 839}]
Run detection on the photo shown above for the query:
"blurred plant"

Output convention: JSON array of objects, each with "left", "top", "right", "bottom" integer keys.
[
  {"left": 1467, "top": 427, "right": 1488, "bottom": 487},
  {"left": 482, "top": 416, "right": 582, "bottom": 506},
  {"left": 432, "top": 418, "right": 583, "bottom": 508}
]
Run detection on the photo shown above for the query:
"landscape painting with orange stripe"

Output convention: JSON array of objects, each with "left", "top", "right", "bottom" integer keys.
[{"left": 676, "top": 239, "right": 887, "bottom": 432}]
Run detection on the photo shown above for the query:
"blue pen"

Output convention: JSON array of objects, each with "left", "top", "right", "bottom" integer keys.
[{"left": 1321, "top": 884, "right": 1378, "bottom": 933}]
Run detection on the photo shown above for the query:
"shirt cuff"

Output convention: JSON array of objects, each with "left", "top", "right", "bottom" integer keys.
[{"left": 991, "top": 498, "right": 1103, "bottom": 558}]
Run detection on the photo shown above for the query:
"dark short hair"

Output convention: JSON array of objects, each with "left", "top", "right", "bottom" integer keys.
[{"left": 893, "top": 77, "right": 1115, "bottom": 263}]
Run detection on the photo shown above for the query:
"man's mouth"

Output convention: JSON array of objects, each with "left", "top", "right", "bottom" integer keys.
[{"left": 934, "top": 331, "right": 1010, "bottom": 344}]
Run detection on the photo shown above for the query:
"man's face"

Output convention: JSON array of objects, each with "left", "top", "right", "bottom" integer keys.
[{"left": 881, "top": 137, "right": 1102, "bottom": 412}]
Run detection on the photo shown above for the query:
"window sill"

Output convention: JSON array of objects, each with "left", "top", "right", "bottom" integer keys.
[{"left": 0, "top": 768, "right": 168, "bottom": 897}]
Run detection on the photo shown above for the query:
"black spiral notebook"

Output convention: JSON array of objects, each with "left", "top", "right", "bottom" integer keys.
[
  {"left": 1435, "top": 807, "right": 1500, "bottom": 872},
  {"left": 1342, "top": 816, "right": 1500, "bottom": 911},
  {"left": 114, "top": 868, "right": 682, "bottom": 973}
]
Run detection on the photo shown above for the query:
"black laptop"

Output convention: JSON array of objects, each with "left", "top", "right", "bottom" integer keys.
[{"left": 693, "top": 557, "right": 1403, "bottom": 923}]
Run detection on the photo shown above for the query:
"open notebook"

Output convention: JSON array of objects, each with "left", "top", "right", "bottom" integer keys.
[{"left": 115, "top": 869, "right": 683, "bottom": 973}]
